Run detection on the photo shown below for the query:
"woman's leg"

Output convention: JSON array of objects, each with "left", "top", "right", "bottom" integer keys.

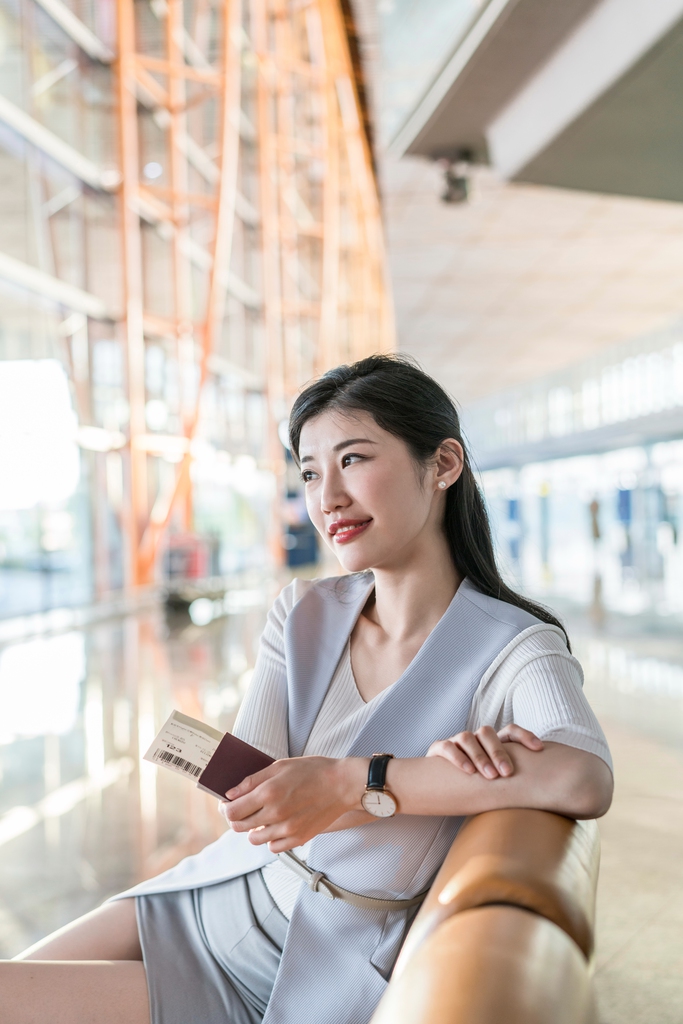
[
  {"left": 1, "top": 900, "right": 150, "bottom": 1024},
  {"left": 14, "top": 898, "right": 142, "bottom": 961},
  {"left": 0, "top": 961, "right": 150, "bottom": 1024}
]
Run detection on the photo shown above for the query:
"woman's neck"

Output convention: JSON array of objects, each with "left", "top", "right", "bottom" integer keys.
[{"left": 365, "top": 536, "right": 461, "bottom": 645}]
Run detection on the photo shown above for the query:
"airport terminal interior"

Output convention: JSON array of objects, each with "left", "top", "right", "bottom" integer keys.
[{"left": 1, "top": 0, "right": 683, "bottom": 1021}]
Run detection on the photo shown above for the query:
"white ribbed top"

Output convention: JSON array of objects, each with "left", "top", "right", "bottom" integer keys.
[
  {"left": 260, "top": 640, "right": 389, "bottom": 917},
  {"left": 233, "top": 579, "right": 612, "bottom": 921}
]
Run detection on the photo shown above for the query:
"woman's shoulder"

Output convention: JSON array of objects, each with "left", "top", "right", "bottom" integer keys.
[
  {"left": 481, "top": 623, "right": 580, "bottom": 692},
  {"left": 469, "top": 624, "right": 583, "bottom": 729},
  {"left": 459, "top": 579, "right": 544, "bottom": 631}
]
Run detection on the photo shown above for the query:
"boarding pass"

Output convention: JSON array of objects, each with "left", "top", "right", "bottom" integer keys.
[{"left": 144, "top": 710, "right": 224, "bottom": 780}]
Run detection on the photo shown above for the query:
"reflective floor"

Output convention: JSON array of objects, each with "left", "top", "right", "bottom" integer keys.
[
  {"left": 1, "top": 586, "right": 682, "bottom": 1024},
  {"left": 0, "top": 586, "right": 272, "bottom": 956},
  {"left": 565, "top": 609, "right": 683, "bottom": 1024}
]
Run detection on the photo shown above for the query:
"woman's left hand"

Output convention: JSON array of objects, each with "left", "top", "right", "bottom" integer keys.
[
  {"left": 223, "top": 756, "right": 361, "bottom": 853},
  {"left": 427, "top": 724, "right": 543, "bottom": 779}
]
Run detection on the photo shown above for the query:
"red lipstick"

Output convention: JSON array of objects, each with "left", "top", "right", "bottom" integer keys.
[{"left": 328, "top": 518, "right": 372, "bottom": 543}]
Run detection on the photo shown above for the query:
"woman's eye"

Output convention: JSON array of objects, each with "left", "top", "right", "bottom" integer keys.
[
  {"left": 300, "top": 470, "right": 316, "bottom": 483},
  {"left": 342, "top": 453, "right": 364, "bottom": 467}
]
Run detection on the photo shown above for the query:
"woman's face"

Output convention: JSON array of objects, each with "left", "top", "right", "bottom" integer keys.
[{"left": 297, "top": 409, "right": 460, "bottom": 573}]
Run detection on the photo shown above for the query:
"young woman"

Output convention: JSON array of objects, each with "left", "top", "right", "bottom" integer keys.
[{"left": 1, "top": 355, "right": 613, "bottom": 1024}]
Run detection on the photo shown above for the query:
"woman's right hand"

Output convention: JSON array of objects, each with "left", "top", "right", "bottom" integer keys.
[{"left": 427, "top": 724, "right": 544, "bottom": 779}]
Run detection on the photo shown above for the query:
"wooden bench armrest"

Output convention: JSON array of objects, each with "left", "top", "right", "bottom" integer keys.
[
  {"left": 373, "top": 906, "right": 598, "bottom": 1024},
  {"left": 397, "top": 808, "right": 600, "bottom": 975}
]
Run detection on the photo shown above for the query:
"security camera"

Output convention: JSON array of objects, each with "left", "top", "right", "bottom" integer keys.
[
  {"left": 442, "top": 166, "right": 468, "bottom": 203},
  {"left": 435, "top": 150, "right": 471, "bottom": 204}
]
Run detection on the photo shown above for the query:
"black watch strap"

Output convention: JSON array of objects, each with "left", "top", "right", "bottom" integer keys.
[{"left": 367, "top": 753, "right": 394, "bottom": 791}]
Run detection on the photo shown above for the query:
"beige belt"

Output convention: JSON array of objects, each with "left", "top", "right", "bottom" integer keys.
[{"left": 278, "top": 850, "right": 429, "bottom": 912}]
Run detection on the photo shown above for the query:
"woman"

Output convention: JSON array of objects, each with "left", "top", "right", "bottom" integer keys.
[{"left": 1, "top": 355, "right": 613, "bottom": 1024}]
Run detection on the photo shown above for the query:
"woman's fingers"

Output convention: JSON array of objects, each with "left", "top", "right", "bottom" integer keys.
[
  {"left": 428, "top": 725, "right": 544, "bottom": 780},
  {"left": 498, "top": 723, "right": 544, "bottom": 750},
  {"left": 464, "top": 727, "right": 513, "bottom": 778},
  {"left": 226, "top": 792, "right": 271, "bottom": 831},
  {"left": 226, "top": 762, "right": 279, "bottom": 801},
  {"left": 427, "top": 739, "right": 475, "bottom": 774},
  {"left": 225, "top": 763, "right": 285, "bottom": 826},
  {"left": 428, "top": 727, "right": 514, "bottom": 778},
  {"left": 224, "top": 755, "right": 353, "bottom": 845},
  {"left": 428, "top": 732, "right": 498, "bottom": 777},
  {"left": 444, "top": 730, "right": 498, "bottom": 778},
  {"left": 248, "top": 824, "right": 294, "bottom": 850}
]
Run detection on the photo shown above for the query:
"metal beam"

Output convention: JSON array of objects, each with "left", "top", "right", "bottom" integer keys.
[
  {"left": 116, "top": 0, "right": 148, "bottom": 586},
  {"left": 471, "top": 406, "right": 683, "bottom": 471},
  {"left": 33, "top": 0, "right": 115, "bottom": 63},
  {"left": 388, "top": 0, "right": 514, "bottom": 157},
  {"left": 0, "top": 249, "right": 112, "bottom": 318},
  {"left": 0, "top": 93, "right": 119, "bottom": 190},
  {"left": 110, "top": 0, "right": 394, "bottom": 588},
  {"left": 135, "top": 0, "right": 246, "bottom": 580}
]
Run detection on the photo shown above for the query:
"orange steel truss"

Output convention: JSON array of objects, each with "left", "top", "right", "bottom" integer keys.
[{"left": 114, "top": 0, "right": 393, "bottom": 585}]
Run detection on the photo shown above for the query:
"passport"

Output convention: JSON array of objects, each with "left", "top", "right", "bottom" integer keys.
[
  {"left": 144, "top": 710, "right": 275, "bottom": 799},
  {"left": 197, "top": 730, "right": 275, "bottom": 798}
]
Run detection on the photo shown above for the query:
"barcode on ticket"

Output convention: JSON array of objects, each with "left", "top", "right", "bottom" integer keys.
[{"left": 152, "top": 748, "right": 203, "bottom": 777}]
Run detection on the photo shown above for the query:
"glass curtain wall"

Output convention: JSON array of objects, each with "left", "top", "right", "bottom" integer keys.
[
  {"left": 0, "top": 0, "right": 393, "bottom": 619},
  {"left": 467, "top": 322, "right": 683, "bottom": 622},
  {"left": 0, "top": 0, "right": 119, "bottom": 616}
]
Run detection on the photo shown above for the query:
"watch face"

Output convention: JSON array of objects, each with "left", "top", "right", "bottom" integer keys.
[{"left": 361, "top": 789, "right": 397, "bottom": 818}]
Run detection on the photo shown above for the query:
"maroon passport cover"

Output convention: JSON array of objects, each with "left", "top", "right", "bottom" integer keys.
[{"left": 197, "top": 732, "right": 275, "bottom": 799}]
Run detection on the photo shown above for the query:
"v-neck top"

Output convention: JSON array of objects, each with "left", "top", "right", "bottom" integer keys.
[{"left": 260, "top": 639, "right": 390, "bottom": 918}]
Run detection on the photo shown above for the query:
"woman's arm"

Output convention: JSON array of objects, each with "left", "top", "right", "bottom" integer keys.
[
  {"left": 231, "top": 580, "right": 312, "bottom": 760},
  {"left": 319, "top": 723, "right": 549, "bottom": 832},
  {"left": 224, "top": 739, "right": 613, "bottom": 853},
  {"left": 226, "top": 630, "right": 613, "bottom": 851},
  {"left": 374, "top": 742, "right": 612, "bottom": 818}
]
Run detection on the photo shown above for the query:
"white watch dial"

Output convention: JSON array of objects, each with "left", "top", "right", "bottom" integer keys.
[{"left": 361, "top": 788, "right": 397, "bottom": 818}]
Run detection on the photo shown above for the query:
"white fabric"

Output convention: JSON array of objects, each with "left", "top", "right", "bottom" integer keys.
[
  {"left": 261, "top": 640, "right": 390, "bottom": 918},
  {"left": 467, "top": 622, "right": 612, "bottom": 768}
]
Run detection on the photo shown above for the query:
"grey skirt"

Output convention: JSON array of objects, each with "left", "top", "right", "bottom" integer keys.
[{"left": 136, "top": 870, "right": 289, "bottom": 1024}]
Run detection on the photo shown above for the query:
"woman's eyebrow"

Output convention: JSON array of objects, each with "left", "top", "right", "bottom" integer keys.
[
  {"left": 333, "top": 437, "right": 377, "bottom": 452},
  {"left": 300, "top": 438, "right": 377, "bottom": 463}
]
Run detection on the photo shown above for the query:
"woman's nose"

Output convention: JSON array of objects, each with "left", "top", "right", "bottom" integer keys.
[{"left": 320, "top": 473, "right": 350, "bottom": 513}]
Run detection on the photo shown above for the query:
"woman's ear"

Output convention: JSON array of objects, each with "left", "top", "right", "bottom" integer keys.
[{"left": 435, "top": 439, "right": 464, "bottom": 489}]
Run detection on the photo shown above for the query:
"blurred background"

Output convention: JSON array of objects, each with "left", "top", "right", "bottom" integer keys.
[{"left": 1, "top": 1, "right": 683, "bottom": 1019}]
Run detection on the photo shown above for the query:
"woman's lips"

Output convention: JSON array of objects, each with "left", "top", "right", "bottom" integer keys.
[{"left": 329, "top": 519, "right": 371, "bottom": 543}]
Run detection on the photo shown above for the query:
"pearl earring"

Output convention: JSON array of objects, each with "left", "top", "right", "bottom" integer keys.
[{"left": 438, "top": 481, "right": 447, "bottom": 489}]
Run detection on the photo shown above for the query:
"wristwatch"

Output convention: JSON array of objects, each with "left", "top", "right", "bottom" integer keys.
[{"left": 361, "top": 753, "right": 398, "bottom": 818}]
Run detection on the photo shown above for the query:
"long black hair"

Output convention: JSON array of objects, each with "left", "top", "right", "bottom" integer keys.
[{"left": 289, "top": 353, "right": 569, "bottom": 647}]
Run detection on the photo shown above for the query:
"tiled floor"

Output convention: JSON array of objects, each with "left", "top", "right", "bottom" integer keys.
[
  {"left": 592, "top": 719, "right": 683, "bottom": 1023},
  {"left": 1, "top": 592, "right": 683, "bottom": 1023},
  {"left": 571, "top": 615, "right": 683, "bottom": 1023}
]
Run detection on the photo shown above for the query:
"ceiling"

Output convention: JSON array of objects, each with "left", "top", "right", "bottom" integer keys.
[
  {"left": 515, "top": 14, "right": 683, "bottom": 203},
  {"left": 392, "top": 0, "right": 602, "bottom": 162},
  {"left": 382, "top": 156, "right": 683, "bottom": 405}
]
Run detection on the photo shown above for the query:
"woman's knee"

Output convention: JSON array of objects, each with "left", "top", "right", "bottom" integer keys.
[{"left": 15, "top": 899, "right": 142, "bottom": 962}]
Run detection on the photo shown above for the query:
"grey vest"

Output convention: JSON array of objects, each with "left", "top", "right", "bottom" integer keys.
[{"left": 264, "top": 573, "right": 540, "bottom": 1024}]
